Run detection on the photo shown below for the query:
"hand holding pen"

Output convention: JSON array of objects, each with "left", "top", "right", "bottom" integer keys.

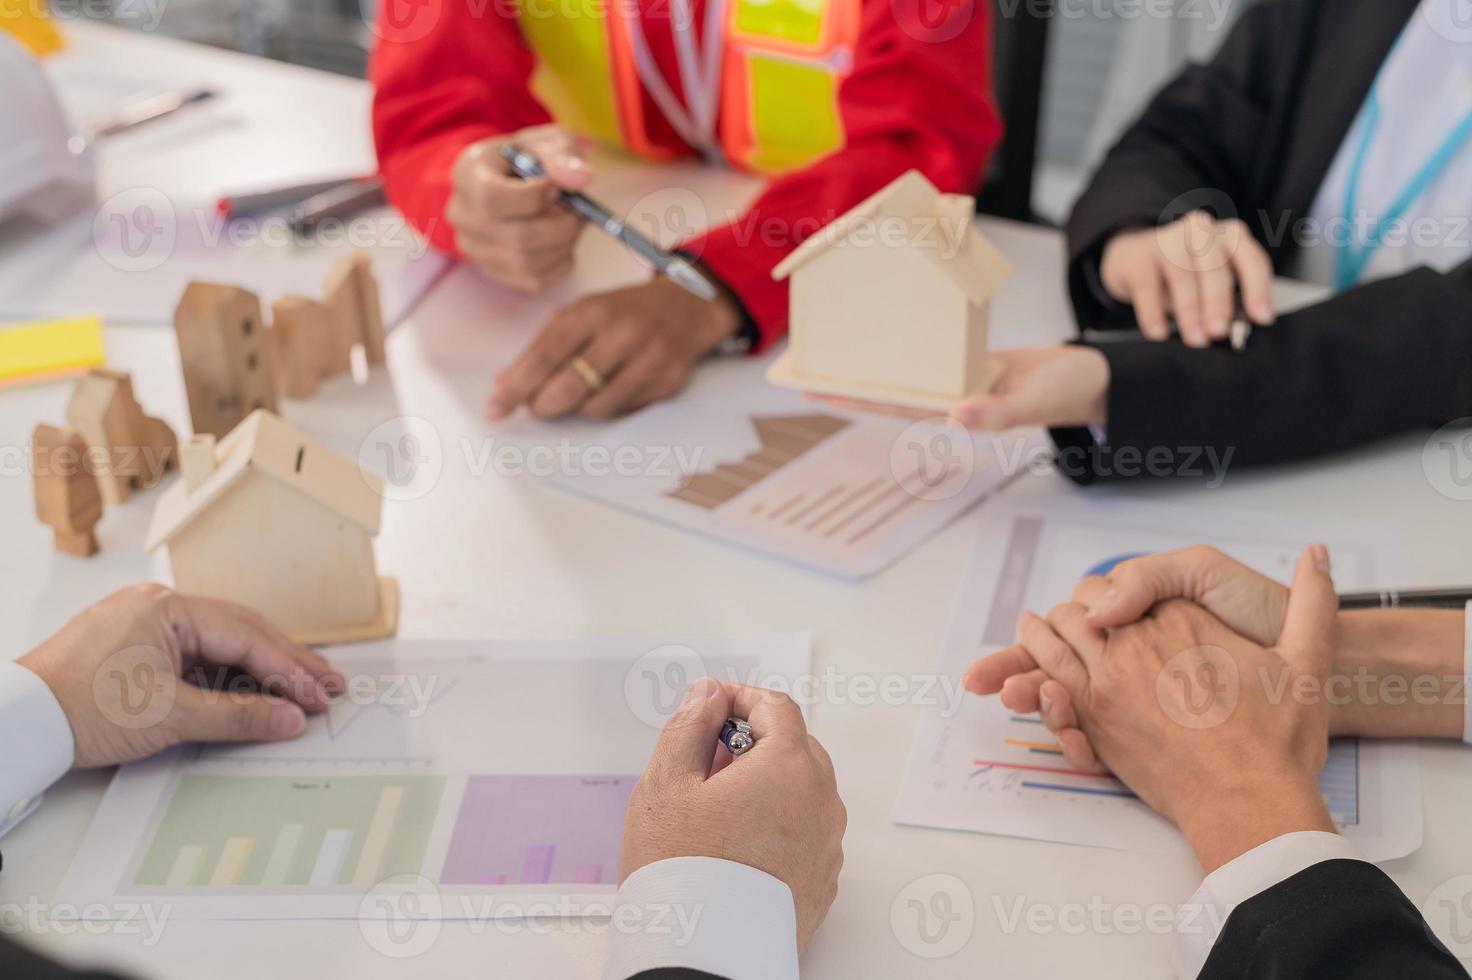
[{"left": 617, "top": 678, "right": 845, "bottom": 955}]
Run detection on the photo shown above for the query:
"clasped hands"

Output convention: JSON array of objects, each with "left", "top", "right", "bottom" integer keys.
[{"left": 962, "top": 545, "right": 1464, "bottom": 871}]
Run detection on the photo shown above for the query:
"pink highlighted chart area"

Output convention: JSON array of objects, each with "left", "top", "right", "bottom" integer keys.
[{"left": 439, "top": 775, "right": 636, "bottom": 886}]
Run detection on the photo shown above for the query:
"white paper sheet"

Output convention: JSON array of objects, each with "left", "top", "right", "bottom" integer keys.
[
  {"left": 55, "top": 634, "right": 812, "bottom": 921},
  {"left": 892, "top": 496, "right": 1423, "bottom": 862},
  {"left": 543, "top": 371, "right": 1046, "bottom": 579}
]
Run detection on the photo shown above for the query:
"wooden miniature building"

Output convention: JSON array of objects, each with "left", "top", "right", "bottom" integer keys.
[
  {"left": 145, "top": 409, "right": 397, "bottom": 644},
  {"left": 33, "top": 424, "right": 103, "bottom": 557},
  {"left": 173, "top": 283, "right": 278, "bottom": 439},
  {"left": 768, "top": 170, "right": 1014, "bottom": 411},
  {"left": 65, "top": 369, "right": 177, "bottom": 504},
  {"left": 323, "top": 253, "right": 386, "bottom": 367}
]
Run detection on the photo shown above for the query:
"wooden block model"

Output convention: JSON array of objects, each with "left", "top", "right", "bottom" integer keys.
[
  {"left": 323, "top": 252, "right": 387, "bottom": 367},
  {"left": 173, "top": 283, "right": 278, "bottom": 439},
  {"left": 33, "top": 424, "right": 103, "bottom": 557},
  {"left": 270, "top": 296, "right": 345, "bottom": 400},
  {"left": 767, "top": 169, "right": 1014, "bottom": 412},
  {"left": 65, "top": 369, "right": 178, "bottom": 504},
  {"left": 146, "top": 409, "right": 398, "bottom": 645}
]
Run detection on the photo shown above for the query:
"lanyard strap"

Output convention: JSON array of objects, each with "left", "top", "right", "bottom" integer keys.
[
  {"left": 1336, "top": 89, "right": 1472, "bottom": 290},
  {"left": 622, "top": 0, "right": 728, "bottom": 163}
]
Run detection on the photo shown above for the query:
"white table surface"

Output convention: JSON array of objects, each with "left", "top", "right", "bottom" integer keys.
[{"left": 2, "top": 22, "right": 1469, "bottom": 980}]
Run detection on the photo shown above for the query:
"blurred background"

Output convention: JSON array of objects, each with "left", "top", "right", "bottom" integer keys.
[{"left": 29, "top": 0, "right": 1258, "bottom": 224}]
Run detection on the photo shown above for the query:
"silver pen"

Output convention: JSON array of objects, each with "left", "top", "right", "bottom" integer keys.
[{"left": 499, "top": 144, "right": 718, "bottom": 302}]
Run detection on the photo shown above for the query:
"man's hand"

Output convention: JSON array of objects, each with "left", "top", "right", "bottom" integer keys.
[
  {"left": 449, "top": 125, "right": 590, "bottom": 293},
  {"left": 620, "top": 678, "right": 846, "bottom": 954},
  {"left": 818, "top": 345, "right": 1110, "bottom": 430},
  {"left": 1002, "top": 548, "right": 1338, "bottom": 872},
  {"left": 965, "top": 546, "right": 1468, "bottom": 762},
  {"left": 18, "top": 584, "right": 343, "bottom": 768},
  {"left": 1099, "top": 210, "right": 1276, "bottom": 346},
  {"left": 485, "top": 276, "right": 741, "bottom": 421}
]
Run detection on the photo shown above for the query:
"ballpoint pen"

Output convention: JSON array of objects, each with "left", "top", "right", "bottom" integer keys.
[
  {"left": 499, "top": 144, "right": 719, "bottom": 302},
  {"left": 720, "top": 718, "right": 754, "bottom": 756}
]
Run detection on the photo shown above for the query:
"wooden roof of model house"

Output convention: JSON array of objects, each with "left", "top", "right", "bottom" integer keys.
[
  {"left": 146, "top": 409, "right": 382, "bottom": 550},
  {"left": 771, "top": 169, "right": 1013, "bottom": 305}
]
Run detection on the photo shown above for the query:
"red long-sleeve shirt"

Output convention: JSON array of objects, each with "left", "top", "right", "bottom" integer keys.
[{"left": 370, "top": 0, "right": 1001, "bottom": 349}]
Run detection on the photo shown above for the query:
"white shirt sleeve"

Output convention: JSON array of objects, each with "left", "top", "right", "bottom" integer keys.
[
  {"left": 0, "top": 660, "right": 74, "bottom": 839},
  {"left": 1462, "top": 601, "right": 1470, "bottom": 745},
  {"left": 1173, "top": 831, "right": 1360, "bottom": 980},
  {"left": 601, "top": 856, "right": 798, "bottom": 980}
]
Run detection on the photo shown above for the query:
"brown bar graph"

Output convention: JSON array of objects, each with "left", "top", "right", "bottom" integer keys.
[{"left": 667, "top": 414, "right": 852, "bottom": 509}]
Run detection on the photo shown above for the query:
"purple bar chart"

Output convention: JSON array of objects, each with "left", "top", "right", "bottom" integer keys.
[{"left": 439, "top": 775, "right": 636, "bottom": 887}]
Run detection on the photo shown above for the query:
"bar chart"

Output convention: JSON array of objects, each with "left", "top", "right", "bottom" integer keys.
[
  {"left": 133, "top": 774, "right": 444, "bottom": 889},
  {"left": 438, "top": 775, "right": 636, "bottom": 886}
]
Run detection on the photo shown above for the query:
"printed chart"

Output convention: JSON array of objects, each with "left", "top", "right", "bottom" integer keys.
[
  {"left": 894, "top": 496, "right": 1423, "bottom": 860},
  {"left": 57, "top": 635, "right": 812, "bottom": 920},
  {"left": 548, "top": 377, "right": 1045, "bottom": 578}
]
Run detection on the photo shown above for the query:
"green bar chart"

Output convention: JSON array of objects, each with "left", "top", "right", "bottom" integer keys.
[{"left": 133, "top": 774, "right": 444, "bottom": 889}]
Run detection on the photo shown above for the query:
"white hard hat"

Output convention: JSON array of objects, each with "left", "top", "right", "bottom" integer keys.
[{"left": 0, "top": 31, "right": 95, "bottom": 226}]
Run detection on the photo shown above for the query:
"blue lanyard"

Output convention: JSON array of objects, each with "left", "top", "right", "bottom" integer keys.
[{"left": 1336, "top": 88, "right": 1472, "bottom": 290}]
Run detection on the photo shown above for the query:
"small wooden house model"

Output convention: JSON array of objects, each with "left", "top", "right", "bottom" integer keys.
[
  {"left": 145, "top": 409, "right": 397, "bottom": 645},
  {"left": 66, "top": 368, "right": 177, "bottom": 504},
  {"left": 768, "top": 170, "right": 1013, "bottom": 411}
]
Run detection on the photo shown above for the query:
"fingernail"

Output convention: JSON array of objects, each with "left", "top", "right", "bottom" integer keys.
[
  {"left": 1088, "top": 587, "right": 1118, "bottom": 616},
  {"left": 1252, "top": 302, "right": 1275, "bottom": 324},
  {"left": 1310, "top": 544, "right": 1331, "bottom": 574},
  {"left": 953, "top": 405, "right": 981, "bottom": 427},
  {"left": 561, "top": 155, "right": 586, "bottom": 173},
  {"left": 271, "top": 704, "right": 306, "bottom": 738},
  {"left": 683, "top": 677, "right": 718, "bottom": 704},
  {"left": 1039, "top": 692, "right": 1054, "bottom": 717},
  {"left": 1211, "top": 317, "right": 1229, "bottom": 338},
  {"left": 485, "top": 400, "right": 507, "bottom": 421},
  {"left": 961, "top": 669, "right": 976, "bottom": 691}
]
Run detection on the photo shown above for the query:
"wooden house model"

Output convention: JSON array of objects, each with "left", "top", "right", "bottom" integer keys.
[
  {"left": 145, "top": 409, "right": 397, "bottom": 645},
  {"left": 768, "top": 170, "right": 1013, "bottom": 411}
]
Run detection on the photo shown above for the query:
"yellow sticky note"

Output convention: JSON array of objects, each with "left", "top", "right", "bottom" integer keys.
[
  {"left": 0, "top": 1, "right": 65, "bottom": 56},
  {"left": 0, "top": 316, "right": 106, "bottom": 388}
]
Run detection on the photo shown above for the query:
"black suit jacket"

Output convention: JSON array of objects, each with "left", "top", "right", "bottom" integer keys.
[
  {"left": 1053, "top": 0, "right": 1472, "bottom": 482},
  {"left": 1198, "top": 858, "right": 1467, "bottom": 978}
]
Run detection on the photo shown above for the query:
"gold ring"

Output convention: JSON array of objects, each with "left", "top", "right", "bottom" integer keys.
[{"left": 570, "top": 355, "right": 605, "bottom": 393}]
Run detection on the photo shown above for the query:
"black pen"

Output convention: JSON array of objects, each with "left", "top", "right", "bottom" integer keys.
[
  {"left": 499, "top": 144, "right": 718, "bottom": 302},
  {"left": 288, "top": 176, "right": 387, "bottom": 236},
  {"left": 1339, "top": 587, "right": 1472, "bottom": 610}
]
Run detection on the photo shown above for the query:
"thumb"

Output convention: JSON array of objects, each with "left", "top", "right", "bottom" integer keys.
[
  {"left": 170, "top": 685, "right": 306, "bottom": 745},
  {"left": 520, "top": 126, "right": 590, "bottom": 191},
  {"left": 648, "top": 677, "right": 732, "bottom": 780},
  {"left": 1277, "top": 544, "right": 1337, "bottom": 676},
  {"left": 951, "top": 394, "right": 1014, "bottom": 430},
  {"left": 1086, "top": 553, "right": 1195, "bottom": 628}
]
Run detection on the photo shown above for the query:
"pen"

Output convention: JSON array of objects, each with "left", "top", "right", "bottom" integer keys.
[
  {"left": 499, "top": 144, "right": 719, "bottom": 302},
  {"left": 720, "top": 718, "right": 754, "bottom": 756},
  {"left": 288, "top": 176, "right": 387, "bottom": 236},
  {"left": 1338, "top": 587, "right": 1472, "bottom": 610},
  {"left": 217, "top": 176, "right": 362, "bottom": 220},
  {"left": 94, "top": 88, "right": 218, "bottom": 141}
]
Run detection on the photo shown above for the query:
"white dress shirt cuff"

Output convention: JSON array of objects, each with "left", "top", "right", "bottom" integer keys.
[
  {"left": 1462, "top": 601, "right": 1470, "bottom": 745},
  {"left": 1173, "top": 831, "right": 1359, "bottom": 980},
  {"left": 601, "top": 856, "right": 799, "bottom": 980},
  {"left": 0, "top": 660, "right": 74, "bottom": 838}
]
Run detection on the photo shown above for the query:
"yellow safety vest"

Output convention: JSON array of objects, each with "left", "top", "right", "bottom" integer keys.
[{"left": 517, "top": 0, "right": 859, "bottom": 173}]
